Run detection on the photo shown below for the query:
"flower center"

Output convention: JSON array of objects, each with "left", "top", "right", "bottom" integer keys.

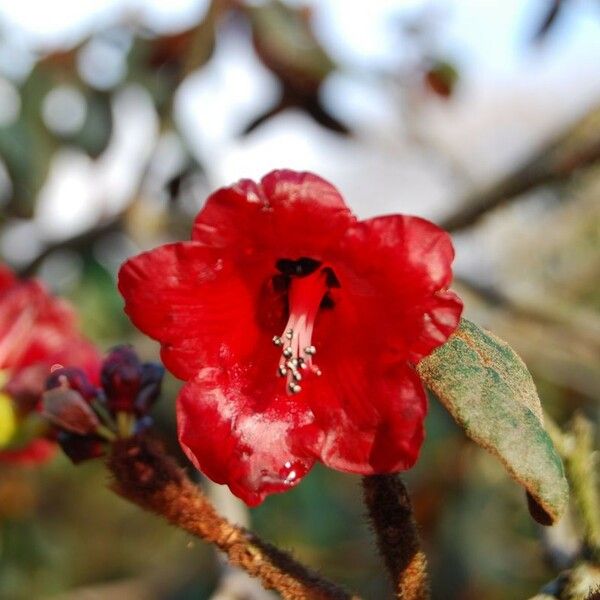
[{"left": 272, "top": 265, "right": 333, "bottom": 394}]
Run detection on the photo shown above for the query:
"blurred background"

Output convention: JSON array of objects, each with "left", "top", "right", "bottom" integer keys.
[{"left": 0, "top": 0, "right": 599, "bottom": 598}]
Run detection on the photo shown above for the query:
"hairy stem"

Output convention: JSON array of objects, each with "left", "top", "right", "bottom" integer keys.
[
  {"left": 546, "top": 414, "right": 600, "bottom": 562},
  {"left": 107, "top": 436, "right": 356, "bottom": 600},
  {"left": 362, "top": 475, "right": 430, "bottom": 600}
]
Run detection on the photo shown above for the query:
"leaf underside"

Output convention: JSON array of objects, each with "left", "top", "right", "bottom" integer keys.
[{"left": 417, "top": 318, "right": 569, "bottom": 525}]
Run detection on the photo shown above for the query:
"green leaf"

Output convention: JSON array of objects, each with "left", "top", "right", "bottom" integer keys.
[
  {"left": 417, "top": 318, "right": 569, "bottom": 525},
  {"left": 247, "top": 0, "right": 336, "bottom": 94}
]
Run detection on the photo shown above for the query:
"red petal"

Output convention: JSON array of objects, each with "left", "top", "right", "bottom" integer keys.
[
  {"left": 337, "top": 215, "right": 462, "bottom": 363},
  {"left": 0, "top": 278, "right": 98, "bottom": 373},
  {"left": 118, "top": 243, "right": 262, "bottom": 380},
  {"left": 177, "top": 367, "right": 317, "bottom": 506},
  {"left": 192, "top": 170, "right": 355, "bottom": 261},
  {"left": 0, "top": 263, "right": 16, "bottom": 293},
  {"left": 294, "top": 349, "right": 427, "bottom": 474},
  {"left": 0, "top": 439, "right": 56, "bottom": 465}
]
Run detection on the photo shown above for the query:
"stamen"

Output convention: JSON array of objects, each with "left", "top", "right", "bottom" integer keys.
[{"left": 273, "top": 267, "right": 330, "bottom": 395}]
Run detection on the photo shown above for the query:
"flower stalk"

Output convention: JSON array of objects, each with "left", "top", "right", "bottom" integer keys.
[
  {"left": 362, "top": 475, "right": 430, "bottom": 600},
  {"left": 108, "top": 435, "right": 357, "bottom": 600}
]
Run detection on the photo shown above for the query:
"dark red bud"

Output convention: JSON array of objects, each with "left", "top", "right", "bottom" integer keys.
[
  {"left": 56, "top": 431, "right": 105, "bottom": 464},
  {"left": 101, "top": 346, "right": 142, "bottom": 413},
  {"left": 46, "top": 367, "right": 98, "bottom": 402},
  {"left": 42, "top": 388, "right": 100, "bottom": 435},
  {"left": 135, "top": 362, "right": 165, "bottom": 415}
]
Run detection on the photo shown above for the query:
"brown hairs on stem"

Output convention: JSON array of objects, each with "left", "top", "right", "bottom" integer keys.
[
  {"left": 108, "top": 435, "right": 357, "bottom": 600},
  {"left": 362, "top": 475, "right": 430, "bottom": 600}
]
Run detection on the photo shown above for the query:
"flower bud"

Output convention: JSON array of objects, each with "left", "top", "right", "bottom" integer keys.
[
  {"left": 46, "top": 367, "right": 98, "bottom": 402},
  {"left": 56, "top": 431, "right": 104, "bottom": 464},
  {"left": 42, "top": 387, "right": 100, "bottom": 436},
  {"left": 135, "top": 362, "right": 164, "bottom": 415},
  {"left": 101, "top": 346, "right": 141, "bottom": 413}
]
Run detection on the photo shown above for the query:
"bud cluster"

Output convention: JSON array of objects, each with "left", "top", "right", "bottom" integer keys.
[{"left": 42, "top": 346, "right": 164, "bottom": 463}]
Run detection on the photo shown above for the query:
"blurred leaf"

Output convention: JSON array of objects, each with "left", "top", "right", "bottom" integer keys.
[
  {"left": 424, "top": 59, "right": 459, "bottom": 99},
  {"left": 66, "top": 90, "right": 113, "bottom": 158},
  {"left": 0, "top": 49, "right": 116, "bottom": 217},
  {"left": 247, "top": 0, "right": 336, "bottom": 96},
  {"left": 128, "top": 0, "right": 226, "bottom": 115},
  {"left": 0, "top": 118, "right": 55, "bottom": 219},
  {"left": 532, "top": 562, "right": 600, "bottom": 600},
  {"left": 417, "top": 319, "right": 569, "bottom": 525},
  {"left": 242, "top": 2, "right": 347, "bottom": 135}
]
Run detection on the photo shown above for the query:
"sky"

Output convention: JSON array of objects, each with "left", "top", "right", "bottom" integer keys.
[{"left": 0, "top": 0, "right": 599, "bottom": 283}]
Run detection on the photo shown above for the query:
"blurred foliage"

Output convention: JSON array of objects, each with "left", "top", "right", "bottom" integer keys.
[{"left": 0, "top": 0, "right": 598, "bottom": 599}]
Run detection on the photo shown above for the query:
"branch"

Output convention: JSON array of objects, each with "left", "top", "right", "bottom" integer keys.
[
  {"left": 362, "top": 475, "right": 429, "bottom": 600},
  {"left": 441, "top": 104, "right": 600, "bottom": 232},
  {"left": 108, "top": 435, "right": 357, "bottom": 600},
  {"left": 18, "top": 215, "right": 127, "bottom": 278}
]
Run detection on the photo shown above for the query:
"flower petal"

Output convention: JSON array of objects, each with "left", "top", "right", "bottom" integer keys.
[
  {"left": 177, "top": 366, "right": 317, "bottom": 506},
  {"left": 338, "top": 215, "right": 462, "bottom": 363},
  {"left": 0, "top": 439, "right": 56, "bottom": 465},
  {"left": 118, "top": 243, "right": 261, "bottom": 380},
  {"left": 0, "top": 279, "right": 86, "bottom": 371},
  {"left": 295, "top": 351, "right": 427, "bottom": 474},
  {"left": 192, "top": 170, "right": 355, "bottom": 260},
  {"left": 0, "top": 263, "right": 16, "bottom": 293}
]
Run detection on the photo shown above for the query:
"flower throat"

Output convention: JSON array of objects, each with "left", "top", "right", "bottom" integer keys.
[{"left": 271, "top": 258, "right": 338, "bottom": 395}]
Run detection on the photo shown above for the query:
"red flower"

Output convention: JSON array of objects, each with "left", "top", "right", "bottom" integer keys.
[
  {"left": 119, "top": 170, "right": 462, "bottom": 505},
  {"left": 0, "top": 263, "right": 101, "bottom": 464}
]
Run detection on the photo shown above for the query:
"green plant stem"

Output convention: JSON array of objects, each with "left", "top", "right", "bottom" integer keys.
[
  {"left": 362, "top": 475, "right": 430, "bottom": 600},
  {"left": 545, "top": 413, "right": 600, "bottom": 562}
]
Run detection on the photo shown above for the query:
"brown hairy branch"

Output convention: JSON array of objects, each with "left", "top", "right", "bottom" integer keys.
[
  {"left": 362, "top": 475, "right": 429, "bottom": 600},
  {"left": 107, "top": 435, "right": 357, "bottom": 600}
]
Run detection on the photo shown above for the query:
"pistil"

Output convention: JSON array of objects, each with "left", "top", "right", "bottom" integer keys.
[{"left": 272, "top": 268, "right": 329, "bottom": 394}]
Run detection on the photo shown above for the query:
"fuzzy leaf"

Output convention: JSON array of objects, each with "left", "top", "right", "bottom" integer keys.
[{"left": 417, "top": 318, "right": 569, "bottom": 525}]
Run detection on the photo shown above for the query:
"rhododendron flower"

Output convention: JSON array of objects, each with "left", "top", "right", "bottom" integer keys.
[
  {"left": 0, "top": 264, "right": 100, "bottom": 464},
  {"left": 119, "top": 170, "right": 462, "bottom": 505}
]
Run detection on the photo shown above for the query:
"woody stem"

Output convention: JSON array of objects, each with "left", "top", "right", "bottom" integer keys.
[
  {"left": 362, "top": 475, "right": 430, "bottom": 600},
  {"left": 107, "top": 435, "right": 357, "bottom": 600}
]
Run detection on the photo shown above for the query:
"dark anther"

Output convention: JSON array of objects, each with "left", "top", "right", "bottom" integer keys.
[
  {"left": 272, "top": 274, "right": 288, "bottom": 293},
  {"left": 296, "top": 257, "right": 322, "bottom": 275},
  {"left": 275, "top": 257, "right": 322, "bottom": 277},
  {"left": 275, "top": 259, "right": 296, "bottom": 276},
  {"left": 320, "top": 294, "right": 335, "bottom": 310},
  {"left": 323, "top": 267, "right": 341, "bottom": 288}
]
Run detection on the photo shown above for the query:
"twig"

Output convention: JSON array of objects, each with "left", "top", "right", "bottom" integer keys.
[
  {"left": 362, "top": 475, "right": 429, "bottom": 600},
  {"left": 17, "top": 216, "right": 127, "bottom": 278},
  {"left": 107, "top": 435, "right": 357, "bottom": 600},
  {"left": 440, "top": 105, "right": 600, "bottom": 232}
]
